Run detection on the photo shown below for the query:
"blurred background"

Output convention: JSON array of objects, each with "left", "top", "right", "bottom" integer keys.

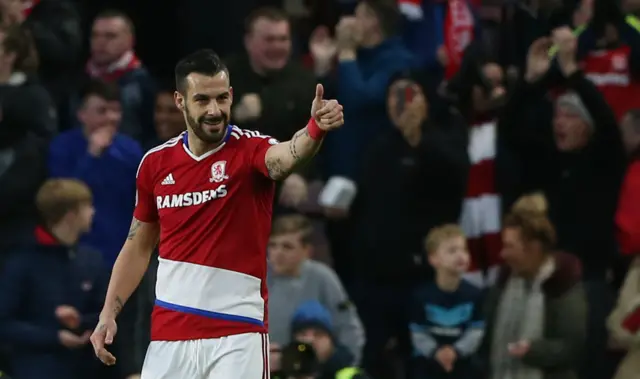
[{"left": 0, "top": 0, "right": 640, "bottom": 378}]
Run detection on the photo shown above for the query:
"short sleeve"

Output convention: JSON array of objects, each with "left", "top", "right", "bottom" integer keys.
[
  {"left": 247, "top": 131, "right": 279, "bottom": 178},
  {"left": 133, "top": 157, "right": 158, "bottom": 222}
]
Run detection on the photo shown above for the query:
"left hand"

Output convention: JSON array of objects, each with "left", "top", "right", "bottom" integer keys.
[
  {"left": 335, "top": 16, "right": 359, "bottom": 50},
  {"left": 508, "top": 339, "right": 531, "bottom": 357},
  {"left": 311, "top": 84, "right": 344, "bottom": 131},
  {"left": 55, "top": 305, "right": 81, "bottom": 329}
]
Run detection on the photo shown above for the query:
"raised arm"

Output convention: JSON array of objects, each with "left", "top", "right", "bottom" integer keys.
[{"left": 264, "top": 84, "right": 344, "bottom": 180}]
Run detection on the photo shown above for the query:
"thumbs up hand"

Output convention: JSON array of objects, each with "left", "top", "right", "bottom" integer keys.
[{"left": 311, "top": 84, "right": 344, "bottom": 131}]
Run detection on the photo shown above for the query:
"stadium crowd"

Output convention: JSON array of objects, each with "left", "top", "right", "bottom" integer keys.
[{"left": 0, "top": 0, "right": 639, "bottom": 378}]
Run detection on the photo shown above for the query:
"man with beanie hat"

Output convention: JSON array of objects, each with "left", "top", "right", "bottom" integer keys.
[{"left": 290, "top": 302, "right": 370, "bottom": 379}]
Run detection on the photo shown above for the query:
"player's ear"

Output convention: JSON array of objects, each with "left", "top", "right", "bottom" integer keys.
[
  {"left": 229, "top": 87, "right": 234, "bottom": 103},
  {"left": 174, "top": 91, "right": 185, "bottom": 112}
]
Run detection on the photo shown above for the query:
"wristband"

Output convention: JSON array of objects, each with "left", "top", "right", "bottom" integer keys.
[{"left": 307, "top": 118, "right": 327, "bottom": 140}]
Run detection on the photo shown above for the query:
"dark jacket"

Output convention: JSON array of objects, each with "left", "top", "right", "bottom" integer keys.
[
  {"left": 0, "top": 133, "right": 47, "bottom": 252},
  {"left": 479, "top": 253, "right": 587, "bottom": 379},
  {"left": 500, "top": 70, "right": 626, "bottom": 279},
  {"left": 350, "top": 119, "right": 467, "bottom": 284},
  {"left": 0, "top": 227, "right": 108, "bottom": 379},
  {"left": 225, "top": 53, "right": 317, "bottom": 144},
  {"left": 48, "top": 128, "right": 142, "bottom": 265}
]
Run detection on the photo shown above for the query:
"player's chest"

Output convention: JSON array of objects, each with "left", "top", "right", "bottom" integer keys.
[{"left": 152, "top": 157, "right": 247, "bottom": 213}]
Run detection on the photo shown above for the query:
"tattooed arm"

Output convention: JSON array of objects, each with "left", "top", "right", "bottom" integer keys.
[
  {"left": 100, "top": 218, "right": 159, "bottom": 319},
  {"left": 265, "top": 84, "right": 344, "bottom": 180},
  {"left": 265, "top": 126, "right": 324, "bottom": 180}
]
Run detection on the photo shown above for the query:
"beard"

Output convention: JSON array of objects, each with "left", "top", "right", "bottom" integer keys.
[{"left": 185, "top": 105, "right": 229, "bottom": 144}]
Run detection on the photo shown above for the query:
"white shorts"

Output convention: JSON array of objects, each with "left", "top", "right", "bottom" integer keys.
[{"left": 141, "top": 332, "right": 270, "bottom": 379}]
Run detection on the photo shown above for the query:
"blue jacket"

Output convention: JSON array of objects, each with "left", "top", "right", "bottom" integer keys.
[
  {"left": 402, "top": 0, "right": 481, "bottom": 71},
  {"left": 48, "top": 127, "right": 142, "bottom": 265},
  {"left": 324, "top": 37, "right": 414, "bottom": 179},
  {"left": 0, "top": 227, "right": 108, "bottom": 379}
]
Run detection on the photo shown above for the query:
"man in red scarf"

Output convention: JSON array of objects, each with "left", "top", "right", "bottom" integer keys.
[{"left": 78, "top": 9, "right": 156, "bottom": 144}]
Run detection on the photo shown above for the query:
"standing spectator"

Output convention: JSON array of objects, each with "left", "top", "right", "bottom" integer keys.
[
  {"left": 348, "top": 69, "right": 468, "bottom": 377},
  {"left": 503, "top": 30, "right": 626, "bottom": 379},
  {"left": 480, "top": 193, "right": 587, "bottom": 379},
  {"left": 267, "top": 214, "right": 365, "bottom": 363},
  {"left": 0, "top": 0, "right": 82, "bottom": 129},
  {"left": 0, "top": 179, "right": 107, "bottom": 379},
  {"left": 323, "top": 0, "right": 414, "bottom": 182},
  {"left": 409, "top": 224, "right": 484, "bottom": 379},
  {"left": 399, "top": 0, "right": 481, "bottom": 82},
  {"left": 48, "top": 79, "right": 142, "bottom": 266},
  {"left": 0, "top": 23, "right": 55, "bottom": 254},
  {"left": 224, "top": 7, "right": 316, "bottom": 211},
  {"left": 577, "top": 0, "right": 640, "bottom": 120},
  {"left": 144, "top": 83, "right": 186, "bottom": 149},
  {"left": 80, "top": 9, "right": 156, "bottom": 143}
]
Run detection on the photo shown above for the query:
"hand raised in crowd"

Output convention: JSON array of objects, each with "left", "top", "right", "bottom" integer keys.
[
  {"left": 309, "top": 26, "right": 337, "bottom": 76},
  {"left": 88, "top": 126, "right": 116, "bottom": 157},
  {"left": 55, "top": 305, "right": 81, "bottom": 329},
  {"left": 90, "top": 316, "right": 118, "bottom": 366},
  {"left": 553, "top": 27, "right": 579, "bottom": 77},
  {"left": 435, "top": 345, "right": 457, "bottom": 372},
  {"left": 335, "top": 16, "right": 360, "bottom": 51},
  {"left": 59, "top": 330, "right": 91, "bottom": 349},
  {"left": 525, "top": 37, "right": 553, "bottom": 83},
  {"left": 508, "top": 339, "right": 531, "bottom": 358},
  {"left": 311, "top": 84, "right": 344, "bottom": 131},
  {"left": 279, "top": 173, "right": 309, "bottom": 208},
  {"left": 234, "top": 93, "right": 262, "bottom": 123}
]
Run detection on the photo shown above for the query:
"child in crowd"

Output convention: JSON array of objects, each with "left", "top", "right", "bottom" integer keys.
[{"left": 409, "top": 224, "right": 484, "bottom": 378}]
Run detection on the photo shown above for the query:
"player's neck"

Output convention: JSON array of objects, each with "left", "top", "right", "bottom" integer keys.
[
  {"left": 435, "top": 270, "right": 461, "bottom": 292},
  {"left": 187, "top": 133, "right": 223, "bottom": 157}
]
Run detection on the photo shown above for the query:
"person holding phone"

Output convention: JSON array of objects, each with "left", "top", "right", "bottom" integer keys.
[{"left": 348, "top": 70, "right": 469, "bottom": 377}]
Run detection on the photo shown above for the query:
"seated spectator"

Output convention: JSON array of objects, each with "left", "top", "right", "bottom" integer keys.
[
  {"left": 0, "top": 179, "right": 107, "bottom": 379},
  {"left": 144, "top": 83, "right": 186, "bottom": 149},
  {"left": 48, "top": 79, "right": 142, "bottom": 266},
  {"left": 479, "top": 193, "right": 587, "bottom": 379},
  {"left": 607, "top": 256, "right": 640, "bottom": 379},
  {"left": 273, "top": 340, "right": 369, "bottom": 379},
  {"left": 291, "top": 301, "right": 369, "bottom": 379},
  {"left": 268, "top": 214, "right": 364, "bottom": 363},
  {"left": 409, "top": 224, "right": 484, "bottom": 379},
  {"left": 77, "top": 9, "right": 156, "bottom": 142}
]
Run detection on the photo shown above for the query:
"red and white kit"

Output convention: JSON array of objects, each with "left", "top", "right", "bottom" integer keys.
[{"left": 134, "top": 125, "right": 277, "bottom": 378}]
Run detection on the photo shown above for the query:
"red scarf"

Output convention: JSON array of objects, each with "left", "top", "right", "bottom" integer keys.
[
  {"left": 86, "top": 51, "right": 141, "bottom": 82},
  {"left": 443, "top": 0, "right": 474, "bottom": 79},
  {"left": 22, "top": 0, "right": 40, "bottom": 17}
]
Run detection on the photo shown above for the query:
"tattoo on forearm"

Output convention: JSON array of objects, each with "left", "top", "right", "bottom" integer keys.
[
  {"left": 127, "top": 219, "right": 141, "bottom": 240},
  {"left": 114, "top": 296, "right": 124, "bottom": 315}
]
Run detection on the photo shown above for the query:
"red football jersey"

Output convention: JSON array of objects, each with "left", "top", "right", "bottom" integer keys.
[
  {"left": 582, "top": 45, "right": 640, "bottom": 121},
  {"left": 134, "top": 125, "right": 278, "bottom": 341}
]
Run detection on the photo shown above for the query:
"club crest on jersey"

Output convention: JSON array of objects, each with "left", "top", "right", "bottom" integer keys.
[{"left": 210, "top": 161, "right": 229, "bottom": 183}]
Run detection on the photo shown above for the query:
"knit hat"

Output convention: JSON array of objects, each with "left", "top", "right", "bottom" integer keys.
[
  {"left": 290, "top": 300, "right": 334, "bottom": 337},
  {"left": 556, "top": 92, "right": 595, "bottom": 129}
]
